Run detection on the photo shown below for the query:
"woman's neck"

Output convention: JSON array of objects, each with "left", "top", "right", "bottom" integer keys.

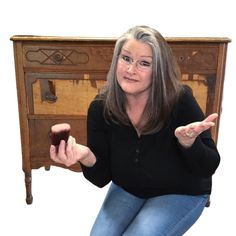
[
  {"left": 126, "top": 94, "right": 148, "bottom": 135},
  {"left": 126, "top": 92, "right": 148, "bottom": 110}
]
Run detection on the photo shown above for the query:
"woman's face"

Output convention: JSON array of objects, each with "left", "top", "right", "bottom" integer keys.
[{"left": 116, "top": 39, "right": 153, "bottom": 98}]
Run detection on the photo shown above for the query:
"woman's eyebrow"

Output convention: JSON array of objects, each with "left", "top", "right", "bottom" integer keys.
[{"left": 121, "top": 49, "right": 152, "bottom": 59}]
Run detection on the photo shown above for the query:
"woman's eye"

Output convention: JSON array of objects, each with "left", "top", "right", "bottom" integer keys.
[
  {"left": 122, "top": 55, "right": 131, "bottom": 62},
  {"left": 139, "top": 61, "right": 151, "bottom": 67}
]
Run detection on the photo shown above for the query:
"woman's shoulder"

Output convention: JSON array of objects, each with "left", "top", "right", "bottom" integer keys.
[
  {"left": 177, "top": 84, "right": 198, "bottom": 107},
  {"left": 88, "top": 97, "right": 105, "bottom": 114},
  {"left": 87, "top": 97, "right": 110, "bottom": 128},
  {"left": 172, "top": 84, "right": 205, "bottom": 123},
  {"left": 179, "top": 84, "right": 194, "bottom": 98}
]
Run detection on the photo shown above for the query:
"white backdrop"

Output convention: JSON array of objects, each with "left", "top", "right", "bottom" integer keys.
[{"left": 0, "top": 0, "right": 235, "bottom": 235}]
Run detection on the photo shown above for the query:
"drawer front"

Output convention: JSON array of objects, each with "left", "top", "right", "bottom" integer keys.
[
  {"left": 29, "top": 118, "right": 85, "bottom": 171},
  {"left": 25, "top": 73, "right": 106, "bottom": 115},
  {"left": 25, "top": 72, "right": 214, "bottom": 116},
  {"left": 23, "top": 44, "right": 114, "bottom": 71},
  {"left": 170, "top": 43, "right": 219, "bottom": 73}
]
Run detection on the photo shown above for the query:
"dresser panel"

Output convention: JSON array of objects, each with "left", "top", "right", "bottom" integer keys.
[
  {"left": 29, "top": 118, "right": 85, "bottom": 171},
  {"left": 23, "top": 44, "right": 114, "bottom": 71},
  {"left": 170, "top": 43, "right": 219, "bottom": 73},
  {"left": 25, "top": 73, "right": 106, "bottom": 115}
]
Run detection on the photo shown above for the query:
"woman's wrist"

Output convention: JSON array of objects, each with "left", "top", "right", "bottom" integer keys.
[{"left": 79, "top": 146, "right": 96, "bottom": 167}]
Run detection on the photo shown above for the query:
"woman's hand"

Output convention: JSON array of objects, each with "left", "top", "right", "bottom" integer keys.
[
  {"left": 174, "top": 113, "right": 218, "bottom": 148},
  {"left": 50, "top": 136, "right": 96, "bottom": 167}
]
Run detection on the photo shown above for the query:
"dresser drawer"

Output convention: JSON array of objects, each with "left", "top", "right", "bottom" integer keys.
[
  {"left": 23, "top": 43, "right": 114, "bottom": 71},
  {"left": 25, "top": 71, "right": 213, "bottom": 118},
  {"left": 170, "top": 43, "right": 219, "bottom": 73},
  {"left": 29, "top": 117, "right": 85, "bottom": 171},
  {"left": 25, "top": 73, "right": 106, "bottom": 115}
]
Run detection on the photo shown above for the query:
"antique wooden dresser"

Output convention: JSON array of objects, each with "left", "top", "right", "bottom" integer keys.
[{"left": 11, "top": 35, "right": 230, "bottom": 204}]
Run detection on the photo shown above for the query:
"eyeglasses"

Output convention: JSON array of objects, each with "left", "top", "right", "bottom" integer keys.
[{"left": 118, "top": 54, "right": 152, "bottom": 71}]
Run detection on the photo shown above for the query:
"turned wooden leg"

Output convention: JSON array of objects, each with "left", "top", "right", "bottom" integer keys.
[{"left": 24, "top": 171, "right": 33, "bottom": 204}]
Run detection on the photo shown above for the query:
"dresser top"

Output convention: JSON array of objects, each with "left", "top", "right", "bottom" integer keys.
[{"left": 10, "top": 35, "right": 231, "bottom": 43}]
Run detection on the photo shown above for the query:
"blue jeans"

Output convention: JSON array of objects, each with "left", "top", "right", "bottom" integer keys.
[{"left": 90, "top": 183, "right": 209, "bottom": 236}]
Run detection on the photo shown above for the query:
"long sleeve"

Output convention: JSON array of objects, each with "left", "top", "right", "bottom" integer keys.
[{"left": 175, "top": 86, "right": 220, "bottom": 178}]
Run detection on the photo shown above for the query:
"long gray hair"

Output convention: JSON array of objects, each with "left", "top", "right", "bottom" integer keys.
[{"left": 98, "top": 25, "right": 182, "bottom": 134}]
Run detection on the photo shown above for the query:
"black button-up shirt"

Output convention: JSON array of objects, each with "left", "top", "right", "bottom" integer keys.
[{"left": 81, "top": 88, "right": 220, "bottom": 198}]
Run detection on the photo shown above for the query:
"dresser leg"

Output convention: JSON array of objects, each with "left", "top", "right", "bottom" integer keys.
[
  {"left": 25, "top": 171, "right": 33, "bottom": 204},
  {"left": 45, "top": 165, "right": 51, "bottom": 171}
]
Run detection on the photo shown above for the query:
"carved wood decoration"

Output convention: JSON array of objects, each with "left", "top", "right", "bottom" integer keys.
[{"left": 11, "top": 35, "right": 230, "bottom": 204}]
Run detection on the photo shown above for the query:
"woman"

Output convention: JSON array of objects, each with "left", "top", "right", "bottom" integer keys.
[{"left": 50, "top": 25, "right": 220, "bottom": 236}]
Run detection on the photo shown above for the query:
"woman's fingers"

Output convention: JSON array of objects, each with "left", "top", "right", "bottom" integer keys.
[
  {"left": 49, "top": 145, "right": 57, "bottom": 160},
  {"left": 58, "top": 139, "right": 66, "bottom": 155},
  {"left": 203, "top": 113, "right": 218, "bottom": 123},
  {"left": 175, "top": 113, "right": 219, "bottom": 148},
  {"left": 50, "top": 144, "right": 64, "bottom": 164},
  {"left": 66, "top": 136, "right": 75, "bottom": 159}
]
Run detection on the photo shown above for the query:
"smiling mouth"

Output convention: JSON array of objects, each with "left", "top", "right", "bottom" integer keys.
[{"left": 124, "top": 76, "right": 138, "bottom": 82}]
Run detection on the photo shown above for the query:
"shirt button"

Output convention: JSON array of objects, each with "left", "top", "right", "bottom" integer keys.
[
  {"left": 134, "top": 158, "right": 139, "bottom": 163},
  {"left": 136, "top": 149, "right": 140, "bottom": 154}
]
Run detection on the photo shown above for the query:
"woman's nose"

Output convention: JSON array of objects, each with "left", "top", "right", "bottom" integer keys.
[{"left": 127, "top": 62, "right": 137, "bottom": 73}]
